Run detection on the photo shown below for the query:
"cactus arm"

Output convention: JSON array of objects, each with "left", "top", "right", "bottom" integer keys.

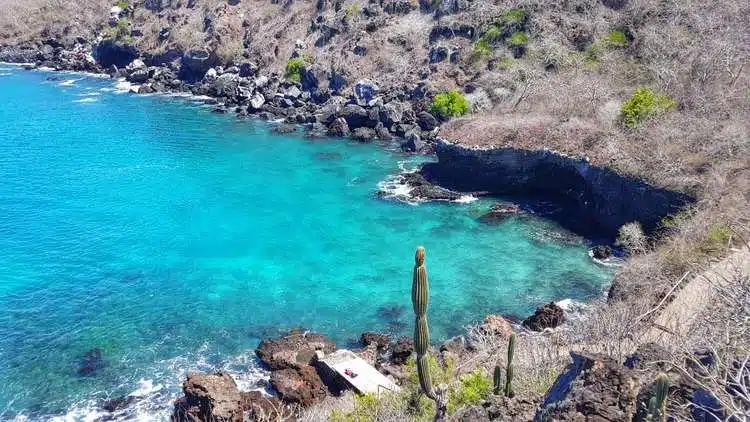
[
  {"left": 411, "top": 247, "right": 447, "bottom": 421},
  {"left": 493, "top": 364, "right": 502, "bottom": 395},
  {"left": 504, "top": 333, "right": 516, "bottom": 397}
]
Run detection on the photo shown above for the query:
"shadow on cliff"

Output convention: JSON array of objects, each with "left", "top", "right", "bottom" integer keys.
[{"left": 420, "top": 141, "right": 694, "bottom": 239}]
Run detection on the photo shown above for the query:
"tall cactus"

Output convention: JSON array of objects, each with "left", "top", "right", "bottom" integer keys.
[
  {"left": 648, "top": 373, "right": 669, "bottom": 422},
  {"left": 412, "top": 246, "right": 447, "bottom": 421},
  {"left": 493, "top": 364, "right": 502, "bottom": 395},
  {"left": 504, "top": 333, "right": 516, "bottom": 397}
]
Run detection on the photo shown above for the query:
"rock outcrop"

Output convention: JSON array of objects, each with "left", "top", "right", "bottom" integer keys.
[
  {"left": 420, "top": 141, "right": 693, "bottom": 237},
  {"left": 478, "top": 202, "right": 523, "bottom": 224},
  {"left": 255, "top": 330, "right": 336, "bottom": 408},
  {"left": 172, "top": 372, "right": 244, "bottom": 422},
  {"left": 256, "top": 330, "right": 336, "bottom": 370},
  {"left": 535, "top": 352, "right": 640, "bottom": 421},
  {"left": 523, "top": 302, "right": 565, "bottom": 331}
]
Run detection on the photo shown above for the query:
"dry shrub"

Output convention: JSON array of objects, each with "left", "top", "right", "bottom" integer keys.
[
  {"left": 616, "top": 221, "right": 648, "bottom": 255},
  {"left": 670, "top": 256, "right": 750, "bottom": 420}
]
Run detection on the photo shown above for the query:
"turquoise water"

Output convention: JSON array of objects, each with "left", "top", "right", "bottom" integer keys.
[{"left": 0, "top": 66, "right": 610, "bottom": 419}]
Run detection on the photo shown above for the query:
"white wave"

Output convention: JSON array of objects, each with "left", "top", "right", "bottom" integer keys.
[
  {"left": 74, "top": 97, "right": 99, "bottom": 103},
  {"left": 76, "top": 92, "right": 101, "bottom": 97},
  {"left": 53, "top": 345, "right": 270, "bottom": 422},
  {"left": 0, "top": 72, "right": 10, "bottom": 76},
  {"left": 114, "top": 79, "right": 133, "bottom": 93},
  {"left": 376, "top": 174, "right": 419, "bottom": 205},
  {"left": 454, "top": 194, "right": 478, "bottom": 204},
  {"left": 588, "top": 250, "right": 626, "bottom": 267},
  {"left": 58, "top": 79, "right": 77, "bottom": 86}
]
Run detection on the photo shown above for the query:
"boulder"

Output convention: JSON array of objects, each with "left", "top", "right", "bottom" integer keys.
[
  {"left": 238, "top": 62, "right": 258, "bottom": 77},
  {"left": 478, "top": 202, "right": 523, "bottom": 224},
  {"left": 352, "top": 127, "right": 376, "bottom": 142},
  {"left": 361, "top": 332, "right": 391, "bottom": 349},
  {"left": 127, "top": 68, "right": 150, "bottom": 83},
  {"left": 211, "top": 73, "right": 240, "bottom": 98},
  {"left": 340, "top": 104, "right": 377, "bottom": 129},
  {"left": 93, "top": 40, "right": 138, "bottom": 68},
  {"left": 172, "top": 372, "right": 243, "bottom": 422},
  {"left": 181, "top": 48, "right": 217, "bottom": 81},
  {"left": 249, "top": 93, "right": 265, "bottom": 110},
  {"left": 285, "top": 85, "right": 302, "bottom": 99},
  {"left": 301, "top": 66, "right": 327, "bottom": 92},
  {"left": 403, "top": 172, "right": 463, "bottom": 201},
  {"left": 329, "top": 70, "right": 348, "bottom": 93},
  {"left": 375, "top": 123, "right": 393, "bottom": 141},
  {"left": 327, "top": 117, "right": 350, "bottom": 137},
  {"left": 535, "top": 352, "right": 639, "bottom": 421},
  {"left": 592, "top": 245, "right": 613, "bottom": 260},
  {"left": 379, "top": 101, "right": 404, "bottom": 126},
  {"left": 126, "top": 59, "right": 145, "bottom": 72},
  {"left": 390, "top": 337, "right": 414, "bottom": 365},
  {"left": 269, "top": 366, "right": 327, "bottom": 407},
  {"left": 523, "top": 302, "right": 565, "bottom": 331},
  {"left": 478, "top": 314, "right": 514, "bottom": 338},
  {"left": 354, "top": 79, "right": 380, "bottom": 106},
  {"left": 256, "top": 330, "right": 336, "bottom": 371},
  {"left": 401, "top": 131, "right": 424, "bottom": 153},
  {"left": 416, "top": 111, "right": 440, "bottom": 131}
]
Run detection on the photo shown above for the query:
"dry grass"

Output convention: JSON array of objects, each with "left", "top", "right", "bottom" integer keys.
[{"left": 0, "top": 0, "right": 110, "bottom": 43}]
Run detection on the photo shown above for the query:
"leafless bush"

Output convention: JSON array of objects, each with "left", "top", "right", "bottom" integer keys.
[
  {"left": 565, "top": 298, "right": 646, "bottom": 361},
  {"left": 671, "top": 260, "right": 750, "bottom": 420},
  {"left": 616, "top": 221, "right": 648, "bottom": 255}
]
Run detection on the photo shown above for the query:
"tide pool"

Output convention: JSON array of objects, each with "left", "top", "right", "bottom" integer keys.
[{"left": 0, "top": 66, "right": 610, "bottom": 419}]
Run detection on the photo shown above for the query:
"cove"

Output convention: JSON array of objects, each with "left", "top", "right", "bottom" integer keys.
[{"left": 0, "top": 67, "right": 610, "bottom": 419}]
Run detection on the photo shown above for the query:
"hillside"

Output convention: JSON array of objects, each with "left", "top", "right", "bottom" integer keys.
[{"left": 1, "top": 0, "right": 748, "bottom": 420}]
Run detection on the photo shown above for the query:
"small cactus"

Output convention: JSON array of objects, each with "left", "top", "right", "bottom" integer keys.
[
  {"left": 648, "top": 373, "right": 669, "bottom": 422},
  {"left": 504, "top": 333, "right": 516, "bottom": 397},
  {"left": 493, "top": 364, "right": 502, "bottom": 395},
  {"left": 411, "top": 247, "right": 447, "bottom": 420}
]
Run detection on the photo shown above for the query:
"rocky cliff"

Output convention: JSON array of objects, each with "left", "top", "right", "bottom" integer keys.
[{"left": 420, "top": 140, "right": 693, "bottom": 238}]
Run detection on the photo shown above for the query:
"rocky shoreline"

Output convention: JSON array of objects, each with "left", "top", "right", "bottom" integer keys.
[{"left": 0, "top": 38, "right": 441, "bottom": 152}]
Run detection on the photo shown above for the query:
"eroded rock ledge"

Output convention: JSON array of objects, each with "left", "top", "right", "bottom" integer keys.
[{"left": 420, "top": 140, "right": 693, "bottom": 238}]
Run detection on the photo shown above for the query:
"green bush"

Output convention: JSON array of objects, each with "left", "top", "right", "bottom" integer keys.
[
  {"left": 116, "top": 0, "right": 130, "bottom": 9},
  {"left": 429, "top": 89, "right": 470, "bottom": 119},
  {"left": 506, "top": 31, "right": 528, "bottom": 47},
  {"left": 483, "top": 24, "right": 503, "bottom": 43},
  {"left": 329, "top": 393, "right": 379, "bottom": 422},
  {"left": 471, "top": 39, "right": 493, "bottom": 62},
  {"left": 700, "top": 224, "right": 732, "bottom": 254},
  {"left": 604, "top": 30, "right": 628, "bottom": 48},
  {"left": 620, "top": 87, "right": 677, "bottom": 127},
  {"left": 344, "top": 3, "right": 361, "bottom": 18},
  {"left": 447, "top": 370, "right": 492, "bottom": 413},
  {"left": 503, "top": 8, "right": 526, "bottom": 25},
  {"left": 285, "top": 57, "right": 306, "bottom": 83}
]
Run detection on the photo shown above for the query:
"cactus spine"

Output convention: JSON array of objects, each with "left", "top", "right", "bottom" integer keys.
[
  {"left": 648, "top": 373, "right": 669, "bottom": 422},
  {"left": 504, "top": 333, "right": 516, "bottom": 397},
  {"left": 493, "top": 364, "right": 502, "bottom": 395},
  {"left": 411, "top": 247, "right": 447, "bottom": 421}
]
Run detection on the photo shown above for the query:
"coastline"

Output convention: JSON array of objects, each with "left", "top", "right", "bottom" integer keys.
[{"left": 0, "top": 63, "right": 617, "bottom": 422}]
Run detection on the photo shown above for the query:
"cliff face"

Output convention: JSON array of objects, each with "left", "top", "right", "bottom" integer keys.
[{"left": 421, "top": 140, "right": 693, "bottom": 238}]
